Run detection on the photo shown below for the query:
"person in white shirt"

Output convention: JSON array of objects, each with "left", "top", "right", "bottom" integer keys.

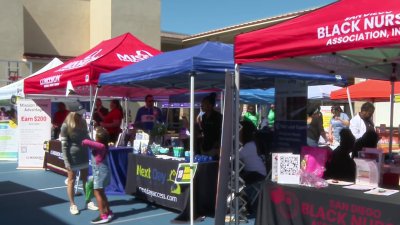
[
  {"left": 349, "top": 102, "right": 375, "bottom": 140},
  {"left": 239, "top": 120, "right": 266, "bottom": 185}
]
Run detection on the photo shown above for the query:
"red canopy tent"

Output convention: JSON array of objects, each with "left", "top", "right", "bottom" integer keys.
[
  {"left": 331, "top": 79, "right": 400, "bottom": 101},
  {"left": 235, "top": 0, "right": 400, "bottom": 80},
  {"left": 23, "top": 33, "right": 183, "bottom": 98},
  {"left": 235, "top": 0, "right": 400, "bottom": 154}
]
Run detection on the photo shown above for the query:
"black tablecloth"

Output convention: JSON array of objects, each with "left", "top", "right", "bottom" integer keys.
[
  {"left": 256, "top": 181, "right": 400, "bottom": 225},
  {"left": 125, "top": 153, "right": 218, "bottom": 218},
  {"left": 44, "top": 140, "right": 132, "bottom": 194}
]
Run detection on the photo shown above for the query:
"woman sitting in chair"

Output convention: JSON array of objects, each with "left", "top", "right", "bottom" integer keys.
[{"left": 239, "top": 120, "right": 267, "bottom": 185}]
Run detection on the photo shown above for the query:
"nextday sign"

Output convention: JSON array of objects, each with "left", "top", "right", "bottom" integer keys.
[
  {"left": 17, "top": 99, "right": 51, "bottom": 169},
  {"left": 130, "top": 155, "right": 187, "bottom": 211},
  {"left": 175, "top": 163, "right": 198, "bottom": 184}
]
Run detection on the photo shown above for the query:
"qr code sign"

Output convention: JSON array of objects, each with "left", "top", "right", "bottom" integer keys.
[{"left": 279, "top": 155, "right": 300, "bottom": 175}]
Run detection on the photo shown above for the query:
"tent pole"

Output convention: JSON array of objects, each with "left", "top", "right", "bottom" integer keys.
[
  {"left": 89, "top": 85, "right": 93, "bottom": 136},
  {"left": 214, "top": 69, "right": 234, "bottom": 225},
  {"left": 124, "top": 97, "right": 128, "bottom": 130},
  {"left": 389, "top": 64, "right": 397, "bottom": 155},
  {"left": 189, "top": 72, "right": 195, "bottom": 225},
  {"left": 346, "top": 87, "right": 354, "bottom": 118},
  {"left": 89, "top": 85, "right": 100, "bottom": 138},
  {"left": 234, "top": 65, "right": 241, "bottom": 225}
]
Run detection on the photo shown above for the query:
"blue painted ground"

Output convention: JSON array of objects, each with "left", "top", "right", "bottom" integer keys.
[{"left": 0, "top": 161, "right": 254, "bottom": 225}]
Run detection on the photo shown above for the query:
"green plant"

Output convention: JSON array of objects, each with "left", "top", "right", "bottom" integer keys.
[{"left": 151, "top": 122, "right": 167, "bottom": 137}]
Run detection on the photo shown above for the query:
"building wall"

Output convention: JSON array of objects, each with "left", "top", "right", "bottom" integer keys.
[
  {"left": 90, "top": 0, "right": 160, "bottom": 49},
  {"left": 0, "top": 0, "right": 160, "bottom": 88},
  {"left": 23, "top": 0, "right": 90, "bottom": 57},
  {"left": 111, "top": 0, "right": 160, "bottom": 49},
  {"left": 0, "top": 0, "right": 25, "bottom": 86},
  {"left": 0, "top": 0, "right": 24, "bottom": 60},
  {"left": 372, "top": 102, "right": 400, "bottom": 128},
  {"left": 90, "top": 0, "right": 112, "bottom": 46}
]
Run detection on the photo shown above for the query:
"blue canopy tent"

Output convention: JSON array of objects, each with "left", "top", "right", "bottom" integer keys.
[
  {"left": 99, "top": 42, "right": 343, "bottom": 89},
  {"left": 239, "top": 89, "right": 274, "bottom": 104},
  {"left": 98, "top": 41, "right": 344, "bottom": 224},
  {"left": 167, "top": 88, "right": 275, "bottom": 107},
  {"left": 168, "top": 84, "right": 340, "bottom": 107}
]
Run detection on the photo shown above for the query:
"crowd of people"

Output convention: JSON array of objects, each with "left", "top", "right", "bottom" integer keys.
[
  {"left": 47, "top": 93, "right": 385, "bottom": 222},
  {"left": 236, "top": 101, "right": 382, "bottom": 194},
  {"left": 322, "top": 102, "right": 380, "bottom": 182}
]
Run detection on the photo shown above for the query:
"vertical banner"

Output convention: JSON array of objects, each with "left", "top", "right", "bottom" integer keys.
[
  {"left": 320, "top": 105, "right": 333, "bottom": 132},
  {"left": 0, "top": 119, "right": 18, "bottom": 160},
  {"left": 275, "top": 78, "right": 307, "bottom": 153},
  {"left": 17, "top": 99, "right": 51, "bottom": 169}
]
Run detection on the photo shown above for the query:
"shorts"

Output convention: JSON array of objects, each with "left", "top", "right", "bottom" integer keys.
[
  {"left": 91, "top": 156, "right": 110, "bottom": 189},
  {"left": 70, "top": 163, "right": 89, "bottom": 171}
]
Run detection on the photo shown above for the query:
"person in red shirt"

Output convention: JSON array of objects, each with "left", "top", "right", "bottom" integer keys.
[
  {"left": 99, "top": 100, "right": 123, "bottom": 143},
  {"left": 52, "top": 102, "right": 69, "bottom": 139}
]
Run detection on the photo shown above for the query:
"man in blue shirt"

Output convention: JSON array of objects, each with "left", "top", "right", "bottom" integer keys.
[{"left": 134, "top": 95, "right": 163, "bottom": 132}]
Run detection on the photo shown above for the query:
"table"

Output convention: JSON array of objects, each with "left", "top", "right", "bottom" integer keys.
[
  {"left": 100, "top": 147, "right": 132, "bottom": 195},
  {"left": 255, "top": 181, "right": 400, "bottom": 225},
  {"left": 44, "top": 140, "right": 66, "bottom": 176},
  {"left": 125, "top": 153, "right": 218, "bottom": 219},
  {"left": 44, "top": 140, "right": 132, "bottom": 194},
  {"left": 377, "top": 130, "right": 400, "bottom": 153}
]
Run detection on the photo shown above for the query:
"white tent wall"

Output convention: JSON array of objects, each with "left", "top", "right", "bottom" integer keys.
[{"left": 374, "top": 102, "right": 400, "bottom": 128}]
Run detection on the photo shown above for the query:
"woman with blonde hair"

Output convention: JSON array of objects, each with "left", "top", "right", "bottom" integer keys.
[{"left": 60, "top": 103, "right": 97, "bottom": 215}]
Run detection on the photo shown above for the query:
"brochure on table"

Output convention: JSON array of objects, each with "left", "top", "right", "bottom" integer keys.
[
  {"left": 133, "top": 132, "right": 149, "bottom": 154},
  {"left": 343, "top": 158, "right": 380, "bottom": 190}
]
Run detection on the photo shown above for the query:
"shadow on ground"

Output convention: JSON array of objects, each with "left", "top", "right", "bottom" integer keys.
[{"left": 0, "top": 181, "right": 68, "bottom": 225}]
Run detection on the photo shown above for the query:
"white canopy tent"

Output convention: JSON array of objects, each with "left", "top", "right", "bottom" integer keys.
[{"left": 0, "top": 58, "right": 63, "bottom": 100}]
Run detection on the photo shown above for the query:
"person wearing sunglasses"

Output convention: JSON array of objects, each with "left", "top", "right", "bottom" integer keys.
[{"left": 134, "top": 94, "right": 163, "bottom": 132}]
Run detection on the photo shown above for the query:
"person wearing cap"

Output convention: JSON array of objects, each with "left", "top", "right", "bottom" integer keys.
[
  {"left": 328, "top": 104, "right": 350, "bottom": 148},
  {"left": 60, "top": 103, "right": 97, "bottom": 215},
  {"left": 307, "top": 104, "right": 328, "bottom": 147},
  {"left": 99, "top": 99, "right": 123, "bottom": 143}
]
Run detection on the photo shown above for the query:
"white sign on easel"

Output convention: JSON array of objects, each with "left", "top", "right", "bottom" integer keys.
[
  {"left": 17, "top": 99, "right": 51, "bottom": 169},
  {"left": 271, "top": 153, "right": 301, "bottom": 184}
]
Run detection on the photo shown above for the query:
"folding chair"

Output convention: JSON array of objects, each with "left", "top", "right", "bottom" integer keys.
[
  {"left": 74, "top": 170, "right": 82, "bottom": 195},
  {"left": 64, "top": 170, "right": 82, "bottom": 196}
]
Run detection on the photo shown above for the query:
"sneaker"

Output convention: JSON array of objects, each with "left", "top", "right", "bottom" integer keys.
[
  {"left": 70, "top": 204, "right": 79, "bottom": 215},
  {"left": 91, "top": 214, "right": 110, "bottom": 224},
  {"left": 87, "top": 201, "right": 99, "bottom": 211},
  {"left": 107, "top": 210, "right": 114, "bottom": 220}
]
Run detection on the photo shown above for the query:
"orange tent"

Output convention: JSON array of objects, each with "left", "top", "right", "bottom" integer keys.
[{"left": 330, "top": 80, "right": 400, "bottom": 102}]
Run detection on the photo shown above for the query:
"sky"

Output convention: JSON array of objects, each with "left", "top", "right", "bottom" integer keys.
[{"left": 161, "top": 0, "right": 337, "bottom": 35}]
